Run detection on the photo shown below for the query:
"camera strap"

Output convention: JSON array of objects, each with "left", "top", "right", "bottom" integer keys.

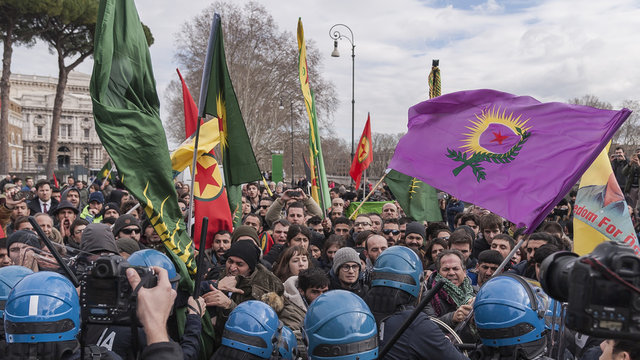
[{"left": 129, "top": 273, "right": 154, "bottom": 360}]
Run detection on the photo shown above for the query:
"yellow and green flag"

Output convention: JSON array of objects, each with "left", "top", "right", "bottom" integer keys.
[
  {"left": 96, "top": 159, "right": 113, "bottom": 182},
  {"left": 199, "top": 13, "right": 262, "bottom": 226},
  {"left": 297, "top": 18, "right": 330, "bottom": 211},
  {"left": 90, "top": 1, "right": 218, "bottom": 357}
]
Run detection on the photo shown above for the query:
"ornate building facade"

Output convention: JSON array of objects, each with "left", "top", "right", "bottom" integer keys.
[{"left": 8, "top": 72, "right": 108, "bottom": 177}]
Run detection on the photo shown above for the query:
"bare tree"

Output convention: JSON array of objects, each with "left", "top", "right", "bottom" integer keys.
[
  {"left": 569, "top": 94, "right": 640, "bottom": 148},
  {"left": 369, "top": 132, "right": 404, "bottom": 177},
  {"left": 568, "top": 94, "right": 613, "bottom": 110},
  {"left": 165, "top": 1, "right": 337, "bottom": 172}
]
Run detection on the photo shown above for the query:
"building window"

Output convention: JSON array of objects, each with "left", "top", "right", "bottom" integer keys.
[
  {"left": 37, "top": 154, "right": 43, "bottom": 164},
  {"left": 59, "top": 124, "right": 72, "bottom": 138},
  {"left": 84, "top": 128, "right": 90, "bottom": 138},
  {"left": 37, "top": 126, "right": 43, "bottom": 136}
]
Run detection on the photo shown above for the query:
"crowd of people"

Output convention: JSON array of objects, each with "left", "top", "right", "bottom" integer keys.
[{"left": 0, "top": 172, "right": 638, "bottom": 359}]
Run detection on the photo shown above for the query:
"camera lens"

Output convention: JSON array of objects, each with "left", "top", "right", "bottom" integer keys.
[
  {"left": 94, "top": 263, "right": 111, "bottom": 278},
  {"left": 539, "top": 251, "right": 579, "bottom": 302}
]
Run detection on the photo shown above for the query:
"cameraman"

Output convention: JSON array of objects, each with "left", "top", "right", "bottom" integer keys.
[{"left": 126, "top": 266, "right": 183, "bottom": 359}]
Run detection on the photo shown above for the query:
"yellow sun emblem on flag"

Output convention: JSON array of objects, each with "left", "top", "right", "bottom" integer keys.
[
  {"left": 217, "top": 93, "right": 228, "bottom": 152},
  {"left": 446, "top": 106, "right": 532, "bottom": 182},
  {"left": 460, "top": 106, "right": 531, "bottom": 155}
]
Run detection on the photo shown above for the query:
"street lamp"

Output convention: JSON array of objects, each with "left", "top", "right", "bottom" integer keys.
[
  {"left": 329, "top": 24, "right": 356, "bottom": 167},
  {"left": 279, "top": 99, "right": 295, "bottom": 187}
]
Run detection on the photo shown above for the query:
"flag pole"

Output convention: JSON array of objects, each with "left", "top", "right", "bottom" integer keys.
[
  {"left": 349, "top": 172, "right": 387, "bottom": 220},
  {"left": 184, "top": 14, "right": 221, "bottom": 239},
  {"left": 313, "top": 152, "right": 328, "bottom": 217},
  {"left": 186, "top": 119, "right": 203, "bottom": 238}
]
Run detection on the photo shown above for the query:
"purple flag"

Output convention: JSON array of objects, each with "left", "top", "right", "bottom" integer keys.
[{"left": 389, "top": 89, "right": 631, "bottom": 231}]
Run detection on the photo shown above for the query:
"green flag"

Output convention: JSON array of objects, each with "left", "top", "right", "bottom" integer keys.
[
  {"left": 90, "top": 1, "right": 214, "bottom": 357},
  {"left": 345, "top": 201, "right": 393, "bottom": 219},
  {"left": 386, "top": 169, "right": 442, "bottom": 222},
  {"left": 198, "top": 13, "right": 261, "bottom": 225},
  {"left": 272, "top": 153, "right": 283, "bottom": 184},
  {"left": 95, "top": 159, "right": 113, "bottom": 182}
]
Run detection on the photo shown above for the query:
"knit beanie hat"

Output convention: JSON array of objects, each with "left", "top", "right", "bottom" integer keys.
[
  {"left": 112, "top": 214, "right": 140, "bottom": 236},
  {"left": 116, "top": 237, "right": 141, "bottom": 255},
  {"left": 231, "top": 225, "right": 259, "bottom": 246},
  {"left": 310, "top": 230, "right": 324, "bottom": 250},
  {"left": 226, "top": 239, "right": 260, "bottom": 272},
  {"left": 405, "top": 222, "right": 426, "bottom": 240},
  {"left": 7, "top": 230, "right": 42, "bottom": 254},
  {"left": 103, "top": 202, "right": 121, "bottom": 215},
  {"left": 332, "top": 247, "right": 361, "bottom": 274},
  {"left": 89, "top": 191, "right": 105, "bottom": 204}
]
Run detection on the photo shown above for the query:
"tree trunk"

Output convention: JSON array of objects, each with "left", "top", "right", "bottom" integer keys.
[
  {"left": 45, "top": 61, "right": 69, "bottom": 179},
  {"left": 0, "top": 20, "right": 15, "bottom": 175}
]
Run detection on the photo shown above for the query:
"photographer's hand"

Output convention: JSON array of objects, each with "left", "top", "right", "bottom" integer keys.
[{"left": 127, "top": 266, "right": 176, "bottom": 344}]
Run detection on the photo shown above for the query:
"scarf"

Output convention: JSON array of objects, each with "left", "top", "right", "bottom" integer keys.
[{"left": 430, "top": 273, "right": 474, "bottom": 317}]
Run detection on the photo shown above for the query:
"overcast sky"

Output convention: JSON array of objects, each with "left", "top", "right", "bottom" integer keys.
[{"left": 10, "top": 0, "right": 640, "bottom": 143}]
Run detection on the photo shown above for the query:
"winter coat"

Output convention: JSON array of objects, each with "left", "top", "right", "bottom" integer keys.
[
  {"left": 279, "top": 276, "right": 308, "bottom": 359},
  {"left": 213, "top": 263, "right": 284, "bottom": 345}
]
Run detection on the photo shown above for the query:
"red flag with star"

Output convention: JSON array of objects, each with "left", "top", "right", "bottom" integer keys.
[
  {"left": 193, "top": 150, "right": 233, "bottom": 250},
  {"left": 350, "top": 114, "right": 373, "bottom": 189},
  {"left": 175, "top": 69, "right": 232, "bottom": 250}
]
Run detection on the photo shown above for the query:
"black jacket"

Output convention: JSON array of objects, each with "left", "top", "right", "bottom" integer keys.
[
  {"left": 380, "top": 308, "right": 469, "bottom": 360},
  {"left": 328, "top": 270, "right": 368, "bottom": 299},
  {"left": 27, "top": 197, "right": 59, "bottom": 216}
]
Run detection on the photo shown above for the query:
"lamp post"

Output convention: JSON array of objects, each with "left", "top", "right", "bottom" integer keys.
[
  {"left": 329, "top": 24, "right": 356, "bottom": 168},
  {"left": 279, "top": 99, "right": 295, "bottom": 187}
]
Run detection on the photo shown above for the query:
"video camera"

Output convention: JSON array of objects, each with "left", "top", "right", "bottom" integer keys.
[
  {"left": 79, "top": 255, "right": 157, "bottom": 326},
  {"left": 539, "top": 241, "right": 640, "bottom": 340}
]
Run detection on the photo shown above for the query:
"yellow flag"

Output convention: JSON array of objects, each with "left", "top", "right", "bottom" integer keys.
[
  {"left": 170, "top": 120, "right": 221, "bottom": 173},
  {"left": 573, "top": 142, "right": 640, "bottom": 255}
]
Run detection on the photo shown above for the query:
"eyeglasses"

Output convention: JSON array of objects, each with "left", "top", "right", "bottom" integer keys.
[
  {"left": 121, "top": 228, "right": 141, "bottom": 235},
  {"left": 383, "top": 229, "right": 400, "bottom": 235},
  {"left": 340, "top": 264, "right": 359, "bottom": 272},
  {"left": 436, "top": 236, "right": 450, "bottom": 241},
  {"left": 74, "top": 229, "right": 85, "bottom": 235},
  {"left": 259, "top": 205, "right": 269, "bottom": 209}
]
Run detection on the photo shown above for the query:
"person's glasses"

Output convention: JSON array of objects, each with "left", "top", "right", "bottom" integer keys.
[
  {"left": 383, "top": 229, "right": 400, "bottom": 235},
  {"left": 121, "top": 228, "right": 140, "bottom": 235},
  {"left": 259, "top": 205, "right": 269, "bottom": 209},
  {"left": 74, "top": 229, "right": 84, "bottom": 235},
  {"left": 436, "top": 236, "right": 450, "bottom": 241},
  {"left": 340, "top": 264, "right": 359, "bottom": 272}
]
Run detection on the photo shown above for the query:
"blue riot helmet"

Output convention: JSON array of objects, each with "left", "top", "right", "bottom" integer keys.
[
  {"left": 371, "top": 246, "right": 422, "bottom": 297},
  {"left": 474, "top": 274, "right": 547, "bottom": 356},
  {"left": 0, "top": 266, "right": 34, "bottom": 318},
  {"left": 304, "top": 290, "right": 378, "bottom": 360},
  {"left": 4, "top": 271, "right": 80, "bottom": 343},
  {"left": 128, "top": 249, "right": 180, "bottom": 289},
  {"left": 221, "top": 300, "right": 281, "bottom": 358},
  {"left": 277, "top": 325, "right": 298, "bottom": 360}
]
